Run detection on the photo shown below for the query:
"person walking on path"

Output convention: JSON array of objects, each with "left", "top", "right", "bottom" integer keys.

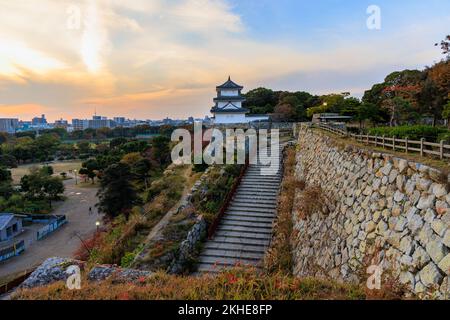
[{"left": 89, "top": 207, "right": 92, "bottom": 215}]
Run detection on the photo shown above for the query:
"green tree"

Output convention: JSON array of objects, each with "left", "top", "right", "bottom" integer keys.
[
  {"left": 151, "top": 136, "right": 170, "bottom": 165},
  {"left": 77, "top": 140, "right": 91, "bottom": 154},
  {"left": 110, "top": 137, "right": 127, "bottom": 149},
  {"left": 20, "top": 167, "right": 64, "bottom": 206},
  {"left": 132, "top": 158, "right": 152, "bottom": 189},
  {"left": 0, "top": 167, "right": 13, "bottom": 199},
  {"left": 243, "top": 87, "right": 278, "bottom": 114},
  {"left": 96, "top": 163, "right": 139, "bottom": 219},
  {"left": 42, "top": 177, "right": 65, "bottom": 207},
  {"left": 353, "top": 103, "right": 381, "bottom": 129},
  {"left": 0, "top": 132, "right": 8, "bottom": 145},
  {"left": 0, "top": 154, "right": 18, "bottom": 168},
  {"left": 442, "top": 101, "right": 450, "bottom": 128},
  {"left": 81, "top": 159, "right": 100, "bottom": 184},
  {"left": 384, "top": 97, "right": 419, "bottom": 126}
]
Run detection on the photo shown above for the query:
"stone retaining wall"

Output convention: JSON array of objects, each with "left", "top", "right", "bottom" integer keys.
[{"left": 292, "top": 128, "right": 449, "bottom": 299}]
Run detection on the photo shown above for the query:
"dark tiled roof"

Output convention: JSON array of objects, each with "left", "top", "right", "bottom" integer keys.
[
  {"left": 211, "top": 106, "right": 249, "bottom": 113},
  {"left": 216, "top": 76, "right": 243, "bottom": 89},
  {"left": 213, "top": 96, "right": 246, "bottom": 102}
]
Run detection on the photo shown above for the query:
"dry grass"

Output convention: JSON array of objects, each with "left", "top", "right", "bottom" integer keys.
[
  {"left": 296, "top": 185, "right": 327, "bottom": 220},
  {"left": 13, "top": 268, "right": 366, "bottom": 300},
  {"left": 315, "top": 129, "right": 450, "bottom": 173},
  {"left": 264, "top": 146, "right": 305, "bottom": 274},
  {"left": 11, "top": 160, "right": 82, "bottom": 183}
]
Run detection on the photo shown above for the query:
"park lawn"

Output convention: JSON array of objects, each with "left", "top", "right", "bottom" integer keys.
[{"left": 11, "top": 160, "right": 82, "bottom": 184}]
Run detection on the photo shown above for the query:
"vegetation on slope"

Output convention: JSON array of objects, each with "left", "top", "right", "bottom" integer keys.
[{"left": 13, "top": 268, "right": 365, "bottom": 300}]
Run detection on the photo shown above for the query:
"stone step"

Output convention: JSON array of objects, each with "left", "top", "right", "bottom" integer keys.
[
  {"left": 217, "top": 225, "right": 273, "bottom": 235},
  {"left": 228, "top": 206, "right": 276, "bottom": 214},
  {"left": 239, "top": 182, "right": 279, "bottom": 188},
  {"left": 241, "top": 178, "right": 280, "bottom": 184},
  {"left": 198, "top": 255, "right": 261, "bottom": 267},
  {"left": 238, "top": 185, "right": 279, "bottom": 190},
  {"left": 238, "top": 185, "right": 280, "bottom": 191},
  {"left": 238, "top": 189, "right": 279, "bottom": 193},
  {"left": 234, "top": 192, "right": 279, "bottom": 198},
  {"left": 243, "top": 175, "right": 281, "bottom": 180},
  {"left": 235, "top": 194, "right": 278, "bottom": 200},
  {"left": 211, "top": 236, "right": 271, "bottom": 247},
  {"left": 243, "top": 174, "right": 281, "bottom": 179},
  {"left": 227, "top": 207, "right": 276, "bottom": 215},
  {"left": 241, "top": 179, "right": 280, "bottom": 183},
  {"left": 223, "top": 216, "right": 274, "bottom": 224},
  {"left": 246, "top": 169, "right": 281, "bottom": 175},
  {"left": 226, "top": 211, "right": 276, "bottom": 219},
  {"left": 204, "top": 241, "right": 267, "bottom": 254},
  {"left": 214, "top": 230, "right": 272, "bottom": 241},
  {"left": 200, "top": 248, "right": 263, "bottom": 261},
  {"left": 232, "top": 197, "right": 277, "bottom": 205},
  {"left": 220, "top": 219, "right": 273, "bottom": 229},
  {"left": 234, "top": 192, "right": 278, "bottom": 198},
  {"left": 229, "top": 202, "right": 277, "bottom": 210}
]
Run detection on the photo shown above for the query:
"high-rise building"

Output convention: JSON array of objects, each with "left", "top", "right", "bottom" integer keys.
[
  {"left": 0, "top": 118, "right": 19, "bottom": 133},
  {"left": 72, "top": 119, "right": 88, "bottom": 131},
  {"left": 54, "top": 118, "right": 69, "bottom": 129},
  {"left": 32, "top": 114, "right": 47, "bottom": 126},
  {"left": 114, "top": 117, "right": 126, "bottom": 125}
]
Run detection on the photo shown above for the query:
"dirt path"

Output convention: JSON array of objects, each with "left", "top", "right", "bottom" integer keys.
[
  {"left": 0, "top": 176, "right": 100, "bottom": 278},
  {"left": 143, "top": 166, "right": 194, "bottom": 243}
]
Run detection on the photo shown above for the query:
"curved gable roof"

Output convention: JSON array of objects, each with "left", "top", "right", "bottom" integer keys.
[{"left": 216, "top": 76, "right": 243, "bottom": 90}]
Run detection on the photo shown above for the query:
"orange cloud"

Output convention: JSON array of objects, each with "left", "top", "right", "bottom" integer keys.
[{"left": 0, "top": 103, "right": 51, "bottom": 119}]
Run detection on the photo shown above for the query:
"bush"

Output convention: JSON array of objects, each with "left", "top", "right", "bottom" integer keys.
[{"left": 368, "top": 125, "right": 449, "bottom": 142}]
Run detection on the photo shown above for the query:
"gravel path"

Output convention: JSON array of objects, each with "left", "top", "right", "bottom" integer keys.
[{"left": 0, "top": 177, "right": 100, "bottom": 279}]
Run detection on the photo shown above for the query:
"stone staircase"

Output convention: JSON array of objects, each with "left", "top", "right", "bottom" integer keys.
[{"left": 196, "top": 143, "right": 284, "bottom": 273}]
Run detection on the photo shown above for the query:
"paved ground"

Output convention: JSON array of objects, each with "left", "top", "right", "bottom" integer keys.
[{"left": 0, "top": 176, "right": 100, "bottom": 278}]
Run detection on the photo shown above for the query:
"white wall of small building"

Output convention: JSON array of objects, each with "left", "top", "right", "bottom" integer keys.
[
  {"left": 219, "top": 89, "right": 239, "bottom": 97},
  {"left": 213, "top": 113, "right": 269, "bottom": 124}
]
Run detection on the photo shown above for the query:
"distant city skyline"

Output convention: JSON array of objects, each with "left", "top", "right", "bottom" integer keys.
[{"left": 0, "top": 0, "right": 449, "bottom": 122}]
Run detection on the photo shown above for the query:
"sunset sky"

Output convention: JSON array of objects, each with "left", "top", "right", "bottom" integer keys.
[{"left": 0, "top": 0, "right": 449, "bottom": 121}]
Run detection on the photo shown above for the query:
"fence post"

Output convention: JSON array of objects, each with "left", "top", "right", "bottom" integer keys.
[
  {"left": 366, "top": 134, "right": 369, "bottom": 145},
  {"left": 405, "top": 137, "right": 409, "bottom": 154},
  {"left": 393, "top": 136, "right": 396, "bottom": 151},
  {"left": 440, "top": 140, "right": 444, "bottom": 160},
  {"left": 420, "top": 138, "right": 424, "bottom": 157},
  {"left": 374, "top": 135, "right": 377, "bottom": 147}
]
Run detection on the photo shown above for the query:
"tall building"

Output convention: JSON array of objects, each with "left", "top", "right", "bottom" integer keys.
[
  {"left": 72, "top": 116, "right": 116, "bottom": 130},
  {"left": 72, "top": 119, "right": 87, "bottom": 131},
  {"left": 32, "top": 114, "right": 47, "bottom": 126},
  {"left": 54, "top": 118, "right": 69, "bottom": 129},
  {"left": 89, "top": 116, "right": 115, "bottom": 129},
  {"left": 114, "top": 117, "right": 126, "bottom": 125},
  {"left": 0, "top": 118, "right": 19, "bottom": 133},
  {"left": 210, "top": 77, "right": 268, "bottom": 124}
]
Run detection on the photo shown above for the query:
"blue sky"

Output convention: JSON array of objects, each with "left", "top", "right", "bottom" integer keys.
[{"left": 0, "top": 0, "right": 449, "bottom": 120}]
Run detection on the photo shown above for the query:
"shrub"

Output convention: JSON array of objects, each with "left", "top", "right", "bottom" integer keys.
[{"left": 368, "top": 125, "right": 448, "bottom": 142}]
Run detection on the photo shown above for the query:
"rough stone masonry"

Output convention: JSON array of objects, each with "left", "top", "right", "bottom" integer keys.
[{"left": 292, "top": 128, "right": 449, "bottom": 299}]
